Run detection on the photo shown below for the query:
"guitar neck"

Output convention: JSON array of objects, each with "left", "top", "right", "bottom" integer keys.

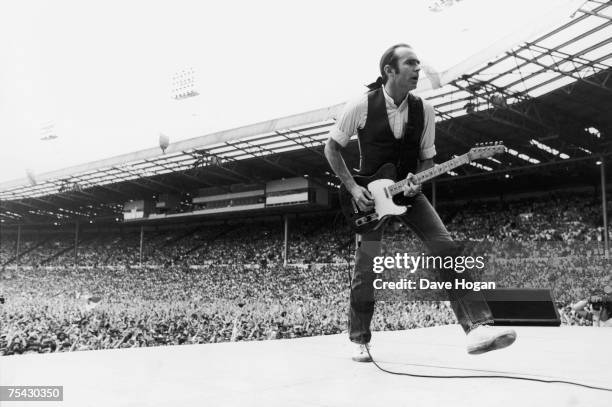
[{"left": 388, "top": 154, "right": 470, "bottom": 197}]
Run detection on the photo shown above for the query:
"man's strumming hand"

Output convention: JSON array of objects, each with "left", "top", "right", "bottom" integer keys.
[{"left": 349, "top": 184, "right": 375, "bottom": 211}]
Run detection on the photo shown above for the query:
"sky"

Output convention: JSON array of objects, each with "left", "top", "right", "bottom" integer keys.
[{"left": 0, "top": 0, "right": 575, "bottom": 184}]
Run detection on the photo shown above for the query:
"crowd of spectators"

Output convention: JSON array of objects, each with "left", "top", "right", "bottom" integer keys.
[
  {"left": 0, "top": 215, "right": 351, "bottom": 268},
  {"left": 1, "top": 191, "right": 610, "bottom": 355}
]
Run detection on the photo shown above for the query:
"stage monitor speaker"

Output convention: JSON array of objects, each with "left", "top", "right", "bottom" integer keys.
[{"left": 482, "top": 288, "right": 561, "bottom": 326}]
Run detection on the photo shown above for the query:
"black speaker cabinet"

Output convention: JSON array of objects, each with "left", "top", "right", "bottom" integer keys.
[{"left": 482, "top": 288, "right": 561, "bottom": 326}]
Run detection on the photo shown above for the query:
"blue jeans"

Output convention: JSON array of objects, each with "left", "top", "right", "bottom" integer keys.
[{"left": 349, "top": 193, "right": 494, "bottom": 344}]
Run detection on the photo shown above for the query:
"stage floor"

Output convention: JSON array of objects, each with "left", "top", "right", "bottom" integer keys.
[{"left": 1, "top": 325, "right": 611, "bottom": 406}]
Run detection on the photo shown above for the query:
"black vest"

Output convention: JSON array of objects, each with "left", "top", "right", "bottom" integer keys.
[{"left": 356, "top": 88, "right": 424, "bottom": 180}]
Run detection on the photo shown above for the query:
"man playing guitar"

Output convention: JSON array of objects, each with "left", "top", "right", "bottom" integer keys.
[{"left": 324, "top": 43, "right": 517, "bottom": 362}]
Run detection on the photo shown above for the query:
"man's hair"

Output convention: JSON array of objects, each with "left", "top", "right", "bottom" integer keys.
[
  {"left": 380, "top": 43, "right": 412, "bottom": 82},
  {"left": 367, "top": 43, "right": 412, "bottom": 90}
]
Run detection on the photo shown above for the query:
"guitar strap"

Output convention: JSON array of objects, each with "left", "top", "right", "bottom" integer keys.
[
  {"left": 396, "top": 94, "right": 423, "bottom": 179},
  {"left": 390, "top": 95, "right": 423, "bottom": 206}
]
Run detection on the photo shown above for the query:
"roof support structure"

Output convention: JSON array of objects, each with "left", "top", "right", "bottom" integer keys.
[
  {"left": 224, "top": 140, "right": 304, "bottom": 178},
  {"left": 186, "top": 150, "right": 257, "bottom": 184},
  {"left": 467, "top": 1, "right": 611, "bottom": 82},
  {"left": 449, "top": 77, "right": 600, "bottom": 158},
  {"left": 577, "top": 6, "right": 612, "bottom": 21},
  {"left": 435, "top": 151, "right": 608, "bottom": 183},
  {"left": 517, "top": 56, "right": 611, "bottom": 94},
  {"left": 112, "top": 166, "right": 185, "bottom": 195},
  {"left": 94, "top": 184, "right": 147, "bottom": 201},
  {"left": 454, "top": 78, "right": 557, "bottom": 131},
  {"left": 275, "top": 130, "right": 327, "bottom": 161},
  {"left": 144, "top": 158, "right": 207, "bottom": 187}
]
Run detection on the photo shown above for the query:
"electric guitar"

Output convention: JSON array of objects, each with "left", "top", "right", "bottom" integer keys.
[{"left": 339, "top": 142, "right": 506, "bottom": 233}]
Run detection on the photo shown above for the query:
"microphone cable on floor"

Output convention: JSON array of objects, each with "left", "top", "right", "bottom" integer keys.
[{"left": 365, "top": 346, "right": 612, "bottom": 393}]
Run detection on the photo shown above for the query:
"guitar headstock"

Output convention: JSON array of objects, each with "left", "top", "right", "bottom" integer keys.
[{"left": 468, "top": 141, "right": 506, "bottom": 161}]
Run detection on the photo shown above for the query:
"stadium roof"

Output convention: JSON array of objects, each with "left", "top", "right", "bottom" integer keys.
[{"left": 1, "top": 0, "right": 611, "bottom": 226}]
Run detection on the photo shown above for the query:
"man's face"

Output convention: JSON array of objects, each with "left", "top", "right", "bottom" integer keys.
[{"left": 387, "top": 47, "right": 421, "bottom": 91}]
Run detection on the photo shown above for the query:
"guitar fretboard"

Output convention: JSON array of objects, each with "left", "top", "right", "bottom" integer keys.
[{"left": 387, "top": 154, "right": 469, "bottom": 197}]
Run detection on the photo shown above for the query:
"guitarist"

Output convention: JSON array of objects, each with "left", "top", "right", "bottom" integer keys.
[{"left": 324, "top": 44, "right": 517, "bottom": 362}]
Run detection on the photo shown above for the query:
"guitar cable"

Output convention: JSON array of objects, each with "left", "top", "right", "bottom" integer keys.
[{"left": 364, "top": 342, "right": 612, "bottom": 393}]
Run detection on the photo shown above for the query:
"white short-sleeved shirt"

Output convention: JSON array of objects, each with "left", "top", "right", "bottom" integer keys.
[{"left": 329, "top": 87, "right": 436, "bottom": 160}]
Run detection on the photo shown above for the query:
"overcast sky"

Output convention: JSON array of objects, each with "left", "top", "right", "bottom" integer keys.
[{"left": 0, "top": 0, "right": 573, "bottom": 183}]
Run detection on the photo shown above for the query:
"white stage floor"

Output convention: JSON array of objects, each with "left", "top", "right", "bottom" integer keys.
[{"left": 1, "top": 325, "right": 611, "bottom": 406}]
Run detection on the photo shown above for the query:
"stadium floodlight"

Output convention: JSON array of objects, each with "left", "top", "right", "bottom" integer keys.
[
  {"left": 530, "top": 139, "right": 559, "bottom": 156},
  {"left": 469, "top": 162, "right": 492, "bottom": 171},
  {"left": 585, "top": 127, "right": 601, "bottom": 138},
  {"left": 171, "top": 67, "right": 199, "bottom": 100},
  {"left": 40, "top": 122, "right": 57, "bottom": 141},
  {"left": 428, "top": 0, "right": 465, "bottom": 12},
  {"left": 508, "top": 148, "right": 540, "bottom": 164}
]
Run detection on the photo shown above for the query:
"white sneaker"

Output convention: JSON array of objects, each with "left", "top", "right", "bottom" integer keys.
[
  {"left": 467, "top": 325, "right": 516, "bottom": 355},
  {"left": 352, "top": 343, "right": 372, "bottom": 362}
]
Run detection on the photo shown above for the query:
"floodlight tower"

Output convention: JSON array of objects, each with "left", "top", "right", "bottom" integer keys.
[
  {"left": 40, "top": 122, "right": 57, "bottom": 141},
  {"left": 164, "top": 67, "right": 201, "bottom": 148},
  {"left": 171, "top": 67, "right": 199, "bottom": 100}
]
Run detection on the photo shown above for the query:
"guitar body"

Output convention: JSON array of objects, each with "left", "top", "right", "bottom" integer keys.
[{"left": 339, "top": 163, "right": 413, "bottom": 234}]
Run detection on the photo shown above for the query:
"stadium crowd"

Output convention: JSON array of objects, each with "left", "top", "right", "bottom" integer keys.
[{"left": 1, "top": 191, "right": 610, "bottom": 355}]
